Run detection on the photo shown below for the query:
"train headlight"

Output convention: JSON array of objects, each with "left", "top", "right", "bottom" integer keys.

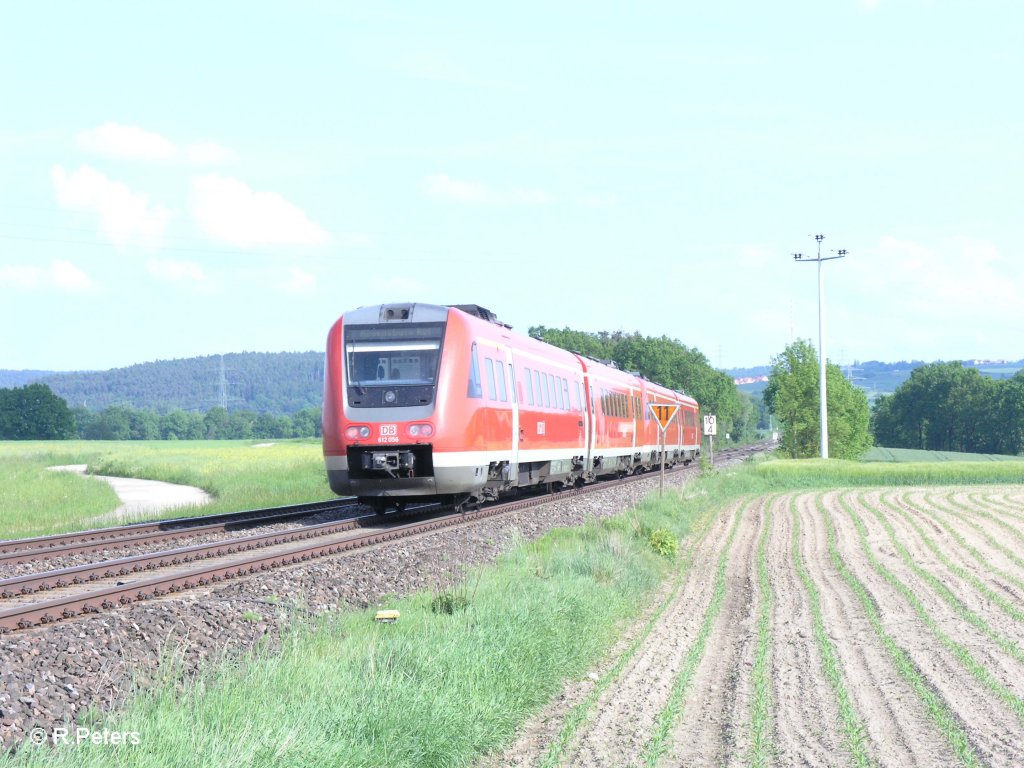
[
  {"left": 359, "top": 426, "right": 371, "bottom": 438},
  {"left": 384, "top": 390, "right": 397, "bottom": 404},
  {"left": 346, "top": 425, "right": 372, "bottom": 439},
  {"left": 408, "top": 423, "right": 433, "bottom": 437}
]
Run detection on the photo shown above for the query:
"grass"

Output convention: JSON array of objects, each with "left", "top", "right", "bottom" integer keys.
[
  {"left": 819, "top": 497, "right": 982, "bottom": 767},
  {"left": 0, "top": 454, "right": 122, "bottom": 540},
  {"left": 789, "top": 497, "right": 875, "bottom": 768},
  {"left": 0, "top": 440, "right": 336, "bottom": 539},
  {"left": 756, "top": 457, "right": 1024, "bottom": 487},
  {"left": 862, "top": 447, "right": 1024, "bottom": 463}
]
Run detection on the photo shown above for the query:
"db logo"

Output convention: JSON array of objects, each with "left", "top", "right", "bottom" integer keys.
[{"left": 380, "top": 424, "right": 397, "bottom": 436}]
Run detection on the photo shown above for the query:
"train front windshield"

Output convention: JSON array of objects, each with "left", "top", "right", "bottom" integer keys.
[{"left": 344, "top": 323, "right": 444, "bottom": 387}]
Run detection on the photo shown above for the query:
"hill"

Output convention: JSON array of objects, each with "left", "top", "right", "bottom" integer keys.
[{"left": 1, "top": 352, "right": 324, "bottom": 415}]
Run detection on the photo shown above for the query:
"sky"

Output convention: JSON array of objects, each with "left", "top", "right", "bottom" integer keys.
[{"left": 2, "top": 1, "right": 1022, "bottom": 373}]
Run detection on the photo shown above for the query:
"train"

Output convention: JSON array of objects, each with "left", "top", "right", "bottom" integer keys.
[{"left": 322, "top": 303, "right": 700, "bottom": 513}]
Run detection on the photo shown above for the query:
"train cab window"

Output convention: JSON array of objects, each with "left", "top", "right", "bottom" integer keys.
[
  {"left": 485, "top": 358, "right": 497, "bottom": 401},
  {"left": 467, "top": 342, "right": 483, "bottom": 399},
  {"left": 344, "top": 322, "right": 444, "bottom": 407},
  {"left": 524, "top": 367, "right": 534, "bottom": 405},
  {"left": 496, "top": 364, "right": 508, "bottom": 402}
]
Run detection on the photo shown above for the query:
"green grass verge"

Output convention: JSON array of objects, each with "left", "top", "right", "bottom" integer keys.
[
  {"left": 842, "top": 494, "right": 1024, "bottom": 723},
  {"left": 789, "top": 497, "right": 875, "bottom": 768},
  {"left": 862, "top": 447, "right": 1024, "bottom": 463},
  {"left": 0, "top": 455, "right": 122, "bottom": 540},
  {"left": 820, "top": 497, "right": 982, "bottom": 767},
  {"left": 0, "top": 440, "right": 336, "bottom": 539},
  {"left": 756, "top": 458, "right": 1024, "bottom": 487}
]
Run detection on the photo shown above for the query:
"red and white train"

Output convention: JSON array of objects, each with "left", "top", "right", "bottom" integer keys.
[{"left": 322, "top": 303, "right": 700, "bottom": 512}]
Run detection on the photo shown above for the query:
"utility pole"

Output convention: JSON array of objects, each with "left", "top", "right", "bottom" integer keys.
[{"left": 793, "top": 235, "right": 848, "bottom": 459}]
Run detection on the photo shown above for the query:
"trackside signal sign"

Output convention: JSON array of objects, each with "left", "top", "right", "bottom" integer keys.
[{"left": 648, "top": 403, "right": 679, "bottom": 431}]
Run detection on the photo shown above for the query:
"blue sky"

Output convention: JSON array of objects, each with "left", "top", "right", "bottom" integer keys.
[{"left": 2, "top": 1, "right": 1022, "bottom": 373}]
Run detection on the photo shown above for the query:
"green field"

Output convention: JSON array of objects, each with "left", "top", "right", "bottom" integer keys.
[
  {"left": 0, "top": 440, "right": 335, "bottom": 540},
  {"left": 863, "top": 446, "right": 1024, "bottom": 463}
]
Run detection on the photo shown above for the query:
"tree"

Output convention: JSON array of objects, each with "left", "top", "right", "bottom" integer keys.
[
  {"left": 871, "top": 362, "right": 1013, "bottom": 454},
  {"left": 530, "top": 326, "right": 745, "bottom": 439},
  {"left": 0, "top": 384, "right": 75, "bottom": 439},
  {"left": 763, "top": 339, "right": 871, "bottom": 459}
]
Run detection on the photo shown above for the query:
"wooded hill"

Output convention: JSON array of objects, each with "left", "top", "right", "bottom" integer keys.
[{"left": 2, "top": 352, "right": 324, "bottom": 416}]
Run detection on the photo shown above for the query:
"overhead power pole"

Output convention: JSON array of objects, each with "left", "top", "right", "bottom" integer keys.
[{"left": 793, "top": 235, "right": 848, "bottom": 459}]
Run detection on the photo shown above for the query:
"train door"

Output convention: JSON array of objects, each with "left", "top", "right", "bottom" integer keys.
[{"left": 504, "top": 348, "right": 520, "bottom": 472}]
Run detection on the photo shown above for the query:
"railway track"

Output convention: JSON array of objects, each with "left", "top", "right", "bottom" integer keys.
[{"left": 0, "top": 443, "right": 767, "bottom": 632}]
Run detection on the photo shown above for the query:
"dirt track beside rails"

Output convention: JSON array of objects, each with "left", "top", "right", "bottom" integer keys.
[{"left": 486, "top": 487, "right": 1024, "bottom": 768}]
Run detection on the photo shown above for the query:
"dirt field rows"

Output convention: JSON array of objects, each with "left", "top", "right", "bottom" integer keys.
[{"left": 486, "top": 486, "right": 1024, "bottom": 767}]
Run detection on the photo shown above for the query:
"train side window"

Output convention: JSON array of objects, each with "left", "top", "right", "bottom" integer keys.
[
  {"left": 554, "top": 377, "right": 562, "bottom": 410},
  {"left": 549, "top": 375, "right": 557, "bottom": 410},
  {"left": 542, "top": 372, "right": 551, "bottom": 408},
  {"left": 524, "top": 367, "right": 534, "bottom": 405},
  {"left": 496, "top": 363, "right": 508, "bottom": 402},
  {"left": 508, "top": 364, "right": 517, "bottom": 403},
  {"left": 467, "top": 342, "right": 483, "bottom": 398},
  {"left": 573, "top": 381, "right": 582, "bottom": 412},
  {"left": 561, "top": 379, "right": 570, "bottom": 412},
  {"left": 534, "top": 370, "right": 543, "bottom": 407},
  {"left": 485, "top": 357, "right": 497, "bottom": 401}
]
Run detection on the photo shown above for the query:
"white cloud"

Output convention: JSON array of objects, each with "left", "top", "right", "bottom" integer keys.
[
  {"left": 281, "top": 268, "right": 316, "bottom": 294},
  {"left": 191, "top": 174, "right": 330, "bottom": 247},
  {"left": 52, "top": 165, "right": 171, "bottom": 248},
  {"left": 77, "top": 123, "right": 176, "bottom": 161},
  {"left": 424, "top": 173, "right": 553, "bottom": 205},
  {"left": 77, "top": 122, "right": 234, "bottom": 165},
  {"left": 424, "top": 173, "right": 489, "bottom": 203},
  {"left": 183, "top": 141, "right": 234, "bottom": 165},
  {"left": 0, "top": 261, "right": 95, "bottom": 293},
  {"left": 148, "top": 258, "right": 207, "bottom": 282},
  {"left": 147, "top": 258, "right": 216, "bottom": 293}
]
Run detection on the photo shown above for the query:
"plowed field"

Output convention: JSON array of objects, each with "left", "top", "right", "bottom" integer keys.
[{"left": 487, "top": 486, "right": 1024, "bottom": 768}]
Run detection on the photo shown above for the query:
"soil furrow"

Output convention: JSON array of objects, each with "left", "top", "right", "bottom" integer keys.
[
  {"left": 663, "top": 497, "right": 765, "bottom": 767},
  {"left": 768, "top": 493, "right": 847, "bottom": 766},
  {"left": 832, "top": 492, "right": 1024, "bottom": 766},
  {"left": 555, "top": 500, "right": 743, "bottom": 768},
  {"left": 799, "top": 491, "right": 953, "bottom": 768}
]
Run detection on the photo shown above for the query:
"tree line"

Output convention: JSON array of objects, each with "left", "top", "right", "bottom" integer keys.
[
  {"left": 530, "top": 326, "right": 760, "bottom": 443},
  {"left": 873, "top": 362, "right": 1024, "bottom": 455},
  {"left": 0, "top": 384, "right": 322, "bottom": 441}
]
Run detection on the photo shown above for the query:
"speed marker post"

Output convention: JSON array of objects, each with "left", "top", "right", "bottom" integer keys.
[
  {"left": 648, "top": 403, "right": 680, "bottom": 496},
  {"left": 703, "top": 414, "right": 717, "bottom": 467}
]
